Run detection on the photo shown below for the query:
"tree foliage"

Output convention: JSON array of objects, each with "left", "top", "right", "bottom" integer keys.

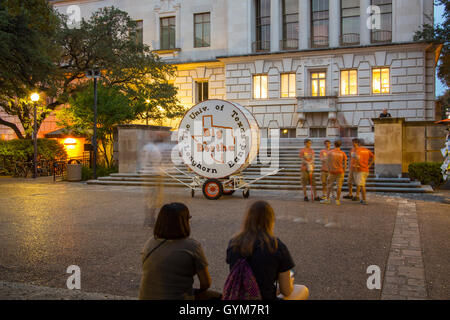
[
  {"left": 0, "top": 5, "right": 182, "bottom": 139},
  {"left": 57, "top": 82, "right": 141, "bottom": 167},
  {"left": 414, "top": 0, "right": 450, "bottom": 87}
]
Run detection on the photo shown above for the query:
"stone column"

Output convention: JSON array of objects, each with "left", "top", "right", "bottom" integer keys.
[
  {"left": 271, "top": 0, "right": 281, "bottom": 52},
  {"left": 360, "top": 0, "right": 371, "bottom": 45},
  {"left": 329, "top": 0, "right": 341, "bottom": 47},
  {"left": 299, "top": 0, "right": 310, "bottom": 49},
  {"left": 373, "top": 118, "right": 404, "bottom": 178}
]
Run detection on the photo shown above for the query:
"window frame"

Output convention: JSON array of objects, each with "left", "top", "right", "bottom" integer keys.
[
  {"left": 194, "top": 12, "right": 211, "bottom": 48},
  {"left": 195, "top": 81, "right": 209, "bottom": 103},
  {"left": 310, "top": 72, "right": 327, "bottom": 97},
  {"left": 281, "top": 0, "right": 299, "bottom": 50},
  {"left": 253, "top": 74, "right": 268, "bottom": 99},
  {"left": 340, "top": 69, "right": 358, "bottom": 96},
  {"left": 310, "top": 127, "right": 327, "bottom": 138},
  {"left": 340, "top": 0, "right": 360, "bottom": 46},
  {"left": 372, "top": 67, "right": 390, "bottom": 95},
  {"left": 280, "top": 73, "right": 296, "bottom": 98},
  {"left": 370, "top": 0, "right": 392, "bottom": 43},
  {"left": 160, "top": 16, "right": 176, "bottom": 50},
  {"left": 311, "top": 0, "right": 329, "bottom": 48},
  {"left": 133, "top": 20, "right": 144, "bottom": 47},
  {"left": 255, "top": 0, "right": 271, "bottom": 52}
]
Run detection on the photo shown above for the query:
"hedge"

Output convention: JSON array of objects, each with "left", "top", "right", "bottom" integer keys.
[
  {"left": 408, "top": 162, "right": 444, "bottom": 188},
  {"left": 0, "top": 139, "right": 67, "bottom": 175}
]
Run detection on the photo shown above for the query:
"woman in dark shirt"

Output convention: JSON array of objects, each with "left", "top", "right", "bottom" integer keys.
[
  {"left": 139, "top": 203, "right": 220, "bottom": 300},
  {"left": 226, "top": 201, "right": 309, "bottom": 300}
]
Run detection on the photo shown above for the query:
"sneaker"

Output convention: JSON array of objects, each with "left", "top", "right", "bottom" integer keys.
[
  {"left": 320, "top": 196, "right": 327, "bottom": 200},
  {"left": 324, "top": 222, "right": 340, "bottom": 228},
  {"left": 361, "top": 200, "right": 368, "bottom": 205},
  {"left": 314, "top": 197, "right": 321, "bottom": 202},
  {"left": 320, "top": 199, "right": 330, "bottom": 204},
  {"left": 304, "top": 197, "right": 309, "bottom": 202},
  {"left": 315, "top": 218, "right": 326, "bottom": 224},
  {"left": 294, "top": 217, "right": 308, "bottom": 223},
  {"left": 352, "top": 196, "right": 360, "bottom": 201},
  {"left": 343, "top": 195, "right": 353, "bottom": 199},
  {"left": 335, "top": 200, "right": 341, "bottom": 206}
]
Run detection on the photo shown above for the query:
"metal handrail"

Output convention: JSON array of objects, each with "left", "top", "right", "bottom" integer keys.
[
  {"left": 280, "top": 39, "right": 299, "bottom": 50},
  {"left": 252, "top": 40, "right": 271, "bottom": 52},
  {"left": 371, "top": 30, "right": 392, "bottom": 43},
  {"left": 340, "top": 33, "right": 360, "bottom": 46},
  {"left": 310, "top": 36, "right": 329, "bottom": 48}
]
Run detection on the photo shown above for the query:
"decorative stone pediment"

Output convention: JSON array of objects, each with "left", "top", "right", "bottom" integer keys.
[
  {"left": 154, "top": 0, "right": 180, "bottom": 13},
  {"left": 297, "top": 96, "right": 337, "bottom": 113}
]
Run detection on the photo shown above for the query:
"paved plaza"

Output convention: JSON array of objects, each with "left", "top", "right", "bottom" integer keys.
[{"left": 0, "top": 177, "right": 448, "bottom": 300}]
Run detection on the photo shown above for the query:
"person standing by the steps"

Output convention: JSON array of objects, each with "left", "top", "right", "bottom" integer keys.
[
  {"left": 343, "top": 138, "right": 360, "bottom": 201},
  {"left": 299, "top": 139, "right": 320, "bottom": 202},
  {"left": 319, "top": 140, "right": 332, "bottom": 200},
  {"left": 354, "top": 140, "right": 374, "bottom": 205},
  {"left": 321, "top": 140, "right": 347, "bottom": 207}
]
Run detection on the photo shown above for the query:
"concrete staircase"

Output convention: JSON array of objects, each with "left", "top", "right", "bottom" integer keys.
[{"left": 87, "top": 141, "right": 432, "bottom": 193}]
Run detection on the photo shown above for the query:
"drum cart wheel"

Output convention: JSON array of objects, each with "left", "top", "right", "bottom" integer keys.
[
  {"left": 202, "top": 179, "right": 224, "bottom": 200},
  {"left": 243, "top": 189, "right": 250, "bottom": 198},
  {"left": 191, "top": 189, "right": 195, "bottom": 198}
]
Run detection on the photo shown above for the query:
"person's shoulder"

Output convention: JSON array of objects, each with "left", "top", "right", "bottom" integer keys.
[
  {"left": 276, "top": 238, "right": 289, "bottom": 250},
  {"left": 181, "top": 238, "right": 203, "bottom": 249}
]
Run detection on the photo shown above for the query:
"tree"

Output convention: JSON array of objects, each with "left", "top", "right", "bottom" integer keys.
[
  {"left": 414, "top": 0, "right": 450, "bottom": 87},
  {"left": 0, "top": 0, "right": 60, "bottom": 139},
  {"left": 57, "top": 83, "right": 140, "bottom": 167},
  {"left": 0, "top": 6, "right": 182, "bottom": 139}
]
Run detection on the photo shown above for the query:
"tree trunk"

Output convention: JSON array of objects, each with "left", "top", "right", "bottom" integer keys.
[{"left": 0, "top": 116, "right": 25, "bottom": 139}]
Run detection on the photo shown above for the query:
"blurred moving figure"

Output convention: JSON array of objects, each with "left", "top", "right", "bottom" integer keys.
[{"left": 141, "top": 132, "right": 171, "bottom": 227}]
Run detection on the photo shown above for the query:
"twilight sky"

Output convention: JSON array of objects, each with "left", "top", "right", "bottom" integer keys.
[{"left": 435, "top": 2, "right": 447, "bottom": 97}]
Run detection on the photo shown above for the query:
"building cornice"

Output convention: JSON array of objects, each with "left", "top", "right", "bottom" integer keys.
[{"left": 217, "top": 41, "right": 434, "bottom": 62}]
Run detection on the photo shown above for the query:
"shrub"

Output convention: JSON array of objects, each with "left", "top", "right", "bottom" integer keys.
[
  {"left": 81, "top": 165, "right": 118, "bottom": 181},
  {"left": 408, "top": 162, "right": 444, "bottom": 188},
  {"left": 0, "top": 139, "right": 67, "bottom": 175}
]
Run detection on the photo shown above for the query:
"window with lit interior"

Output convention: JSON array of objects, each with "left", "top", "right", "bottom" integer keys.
[
  {"left": 372, "top": 68, "right": 390, "bottom": 94},
  {"left": 253, "top": 75, "right": 268, "bottom": 99}
]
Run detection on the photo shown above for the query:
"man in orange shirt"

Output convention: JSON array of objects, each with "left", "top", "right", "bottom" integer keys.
[
  {"left": 319, "top": 140, "right": 332, "bottom": 200},
  {"left": 321, "top": 140, "right": 347, "bottom": 206},
  {"left": 299, "top": 139, "right": 320, "bottom": 202},
  {"left": 343, "top": 138, "right": 360, "bottom": 201},
  {"left": 354, "top": 140, "right": 374, "bottom": 205}
]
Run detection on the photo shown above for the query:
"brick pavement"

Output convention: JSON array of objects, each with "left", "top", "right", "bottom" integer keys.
[{"left": 381, "top": 199, "right": 428, "bottom": 300}]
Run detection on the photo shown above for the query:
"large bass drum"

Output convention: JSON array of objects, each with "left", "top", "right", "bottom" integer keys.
[{"left": 178, "top": 99, "right": 260, "bottom": 179}]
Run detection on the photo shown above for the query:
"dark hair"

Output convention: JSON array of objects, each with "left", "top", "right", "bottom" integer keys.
[
  {"left": 230, "top": 201, "right": 278, "bottom": 257},
  {"left": 304, "top": 139, "right": 311, "bottom": 145},
  {"left": 352, "top": 138, "right": 360, "bottom": 145},
  {"left": 334, "top": 140, "right": 342, "bottom": 148},
  {"left": 154, "top": 203, "right": 190, "bottom": 240},
  {"left": 324, "top": 139, "right": 331, "bottom": 145}
]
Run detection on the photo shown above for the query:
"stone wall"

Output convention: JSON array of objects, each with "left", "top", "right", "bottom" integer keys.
[
  {"left": 373, "top": 118, "right": 447, "bottom": 178},
  {"left": 116, "top": 125, "right": 172, "bottom": 174}
]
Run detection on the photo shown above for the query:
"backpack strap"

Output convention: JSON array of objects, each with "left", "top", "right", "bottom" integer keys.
[{"left": 143, "top": 239, "right": 167, "bottom": 264}]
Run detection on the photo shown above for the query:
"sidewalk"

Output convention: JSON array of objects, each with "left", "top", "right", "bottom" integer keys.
[{"left": 0, "top": 281, "right": 134, "bottom": 300}]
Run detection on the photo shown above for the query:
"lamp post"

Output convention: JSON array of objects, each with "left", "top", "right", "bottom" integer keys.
[
  {"left": 30, "top": 93, "right": 40, "bottom": 179},
  {"left": 86, "top": 69, "right": 101, "bottom": 179}
]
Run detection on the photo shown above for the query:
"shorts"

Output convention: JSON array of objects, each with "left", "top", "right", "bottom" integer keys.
[
  {"left": 355, "top": 171, "right": 369, "bottom": 187},
  {"left": 348, "top": 170, "right": 356, "bottom": 185},
  {"left": 320, "top": 171, "right": 329, "bottom": 185},
  {"left": 327, "top": 173, "right": 345, "bottom": 189},
  {"left": 301, "top": 171, "right": 317, "bottom": 186}
]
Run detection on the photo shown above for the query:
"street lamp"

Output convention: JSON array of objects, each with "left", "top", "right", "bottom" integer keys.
[
  {"left": 85, "top": 69, "right": 101, "bottom": 180},
  {"left": 30, "top": 92, "right": 40, "bottom": 179}
]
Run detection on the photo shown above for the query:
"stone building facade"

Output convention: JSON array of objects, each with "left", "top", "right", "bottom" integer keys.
[{"left": 0, "top": 0, "right": 440, "bottom": 144}]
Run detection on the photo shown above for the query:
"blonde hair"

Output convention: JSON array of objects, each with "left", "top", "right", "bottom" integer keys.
[{"left": 230, "top": 201, "right": 278, "bottom": 257}]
